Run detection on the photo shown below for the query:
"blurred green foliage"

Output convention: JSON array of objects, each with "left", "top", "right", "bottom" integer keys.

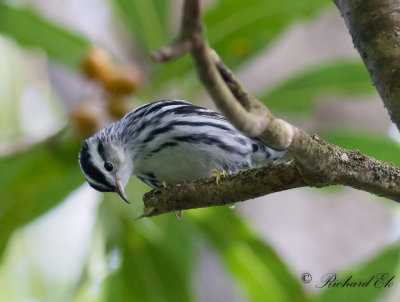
[
  {"left": 260, "top": 61, "right": 376, "bottom": 115},
  {"left": 100, "top": 205, "right": 197, "bottom": 302},
  {"left": 113, "top": 0, "right": 170, "bottom": 52},
  {"left": 0, "top": 0, "right": 399, "bottom": 301},
  {"left": 205, "top": 0, "right": 332, "bottom": 68},
  {"left": 313, "top": 243, "right": 400, "bottom": 302},
  {"left": 190, "top": 208, "right": 307, "bottom": 302},
  {"left": 0, "top": 136, "right": 83, "bottom": 258},
  {"left": 0, "top": 3, "right": 90, "bottom": 68},
  {"left": 112, "top": 0, "right": 333, "bottom": 96}
]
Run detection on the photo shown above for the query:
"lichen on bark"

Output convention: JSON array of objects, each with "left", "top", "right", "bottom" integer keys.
[{"left": 141, "top": 0, "right": 400, "bottom": 217}]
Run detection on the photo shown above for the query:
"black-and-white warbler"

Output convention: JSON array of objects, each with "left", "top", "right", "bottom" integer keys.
[{"left": 79, "top": 100, "right": 285, "bottom": 204}]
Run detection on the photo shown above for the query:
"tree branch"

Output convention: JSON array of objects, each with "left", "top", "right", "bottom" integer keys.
[
  {"left": 334, "top": 0, "right": 400, "bottom": 132},
  {"left": 142, "top": 137, "right": 400, "bottom": 217},
  {"left": 143, "top": 0, "right": 400, "bottom": 217},
  {"left": 152, "top": 0, "right": 292, "bottom": 150},
  {"left": 142, "top": 161, "right": 303, "bottom": 218}
]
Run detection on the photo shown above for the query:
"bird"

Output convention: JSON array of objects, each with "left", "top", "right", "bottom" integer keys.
[{"left": 79, "top": 100, "right": 285, "bottom": 204}]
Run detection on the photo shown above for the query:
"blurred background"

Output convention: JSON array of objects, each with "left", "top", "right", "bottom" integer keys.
[{"left": 1, "top": 0, "right": 400, "bottom": 301}]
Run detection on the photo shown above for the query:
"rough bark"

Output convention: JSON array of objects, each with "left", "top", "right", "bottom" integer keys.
[
  {"left": 334, "top": 0, "right": 400, "bottom": 131},
  {"left": 143, "top": 0, "right": 400, "bottom": 218},
  {"left": 142, "top": 136, "right": 400, "bottom": 217}
]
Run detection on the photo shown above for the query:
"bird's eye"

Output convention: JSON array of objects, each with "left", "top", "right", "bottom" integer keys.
[{"left": 104, "top": 162, "right": 113, "bottom": 172}]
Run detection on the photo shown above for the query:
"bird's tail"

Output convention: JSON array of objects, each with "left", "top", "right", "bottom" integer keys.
[{"left": 250, "top": 139, "right": 286, "bottom": 166}]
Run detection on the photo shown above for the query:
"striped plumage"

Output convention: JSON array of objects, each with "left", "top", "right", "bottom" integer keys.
[{"left": 79, "top": 100, "right": 285, "bottom": 203}]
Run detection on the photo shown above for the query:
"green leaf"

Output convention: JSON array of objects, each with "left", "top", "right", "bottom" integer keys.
[
  {"left": 320, "top": 131, "right": 400, "bottom": 166},
  {"left": 0, "top": 136, "right": 84, "bottom": 258},
  {"left": 312, "top": 243, "right": 400, "bottom": 302},
  {"left": 190, "top": 207, "right": 306, "bottom": 302},
  {"left": 205, "top": 0, "right": 332, "bottom": 68},
  {"left": 99, "top": 198, "right": 197, "bottom": 302},
  {"left": 260, "top": 60, "right": 376, "bottom": 114},
  {"left": 0, "top": 3, "right": 90, "bottom": 68},
  {"left": 112, "top": 0, "right": 170, "bottom": 53}
]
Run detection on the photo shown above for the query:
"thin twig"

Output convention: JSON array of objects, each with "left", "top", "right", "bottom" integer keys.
[
  {"left": 152, "top": 0, "right": 293, "bottom": 150},
  {"left": 151, "top": 39, "right": 192, "bottom": 62}
]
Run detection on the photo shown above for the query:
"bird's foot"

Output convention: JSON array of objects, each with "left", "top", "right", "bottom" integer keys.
[
  {"left": 175, "top": 210, "right": 183, "bottom": 220},
  {"left": 210, "top": 169, "right": 228, "bottom": 185}
]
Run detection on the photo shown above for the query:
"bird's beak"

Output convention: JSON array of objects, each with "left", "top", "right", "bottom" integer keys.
[{"left": 115, "top": 174, "right": 130, "bottom": 204}]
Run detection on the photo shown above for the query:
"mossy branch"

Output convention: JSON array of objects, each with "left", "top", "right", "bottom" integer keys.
[
  {"left": 143, "top": 0, "right": 400, "bottom": 217},
  {"left": 334, "top": 0, "right": 400, "bottom": 132},
  {"left": 142, "top": 136, "right": 400, "bottom": 217}
]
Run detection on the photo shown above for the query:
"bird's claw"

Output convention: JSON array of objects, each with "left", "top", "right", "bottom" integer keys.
[{"left": 210, "top": 169, "right": 228, "bottom": 185}]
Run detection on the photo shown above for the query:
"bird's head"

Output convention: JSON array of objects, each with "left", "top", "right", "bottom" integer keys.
[{"left": 79, "top": 137, "right": 133, "bottom": 204}]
